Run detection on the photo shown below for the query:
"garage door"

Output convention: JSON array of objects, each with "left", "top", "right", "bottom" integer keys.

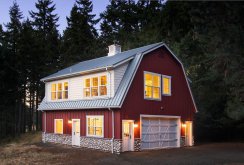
[{"left": 141, "top": 116, "right": 180, "bottom": 150}]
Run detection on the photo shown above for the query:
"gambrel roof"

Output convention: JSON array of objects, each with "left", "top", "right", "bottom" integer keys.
[
  {"left": 41, "top": 42, "right": 161, "bottom": 82},
  {"left": 38, "top": 42, "right": 198, "bottom": 112}
]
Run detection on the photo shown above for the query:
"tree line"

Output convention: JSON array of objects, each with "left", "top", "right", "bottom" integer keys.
[{"left": 0, "top": 0, "right": 243, "bottom": 141}]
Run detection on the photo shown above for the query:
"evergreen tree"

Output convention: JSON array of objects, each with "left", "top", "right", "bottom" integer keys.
[
  {"left": 3, "top": 1, "right": 24, "bottom": 136},
  {"left": 61, "top": 0, "right": 100, "bottom": 67},
  {"left": 29, "top": 0, "right": 60, "bottom": 130}
]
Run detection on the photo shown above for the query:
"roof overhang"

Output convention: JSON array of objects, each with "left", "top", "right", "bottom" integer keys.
[{"left": 41, "top": 56, "right": 135, "bottom": 82}]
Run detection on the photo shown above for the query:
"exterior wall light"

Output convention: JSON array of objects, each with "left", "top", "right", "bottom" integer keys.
[
  {"left": 68, "top": 119, "right": 72, "bottom": 124},
  {"left": 133, "top": 124, "right": 138, "bottom": 128}
]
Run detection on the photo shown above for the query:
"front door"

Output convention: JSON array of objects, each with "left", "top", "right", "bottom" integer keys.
[
  {"left": 72, "top": 119, "right": 80, "bottom": 146},
  {"left": 122, "top": 120, "right": 134, "bottom": 151}
]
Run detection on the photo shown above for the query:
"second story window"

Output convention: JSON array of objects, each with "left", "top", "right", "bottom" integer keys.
[
  {"left": 57, "top": 83, "right": 62, "bottom": 99},
  {"left": 162, "top": 75, "right": 171, "bottom": 96},
  {"left": 63, "top": 82, "right": 68, "bottom": 99},
  {"left": 51, "top": 82, "right": 68, "bottom": 100},
  {"left": 144, "top": 72, "right": 161, "bottom": 100},
  {"left": 84, "top": 78, "right": 91, "bottom": 97},
  {"left": 92, "top": 77, "right": 98, "bottom": 96},
  {"left": 84, "top": 75, "right": 107, "bottom": 98},
  {"left": 100, "top": 76, "right": 107, "bottom": 96},
  {"left": 51, "top": 84, "right": 56, "bottom": 100}
]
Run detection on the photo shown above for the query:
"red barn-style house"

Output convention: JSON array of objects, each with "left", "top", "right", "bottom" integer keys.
[{"left": 38, "top": 42, "right": 197, "bottom": 153}]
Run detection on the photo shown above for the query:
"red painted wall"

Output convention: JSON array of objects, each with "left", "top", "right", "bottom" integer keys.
[
  {"left": 42, "top": 46, "right": 196, "bottom": 140},
  {"left": 120, "top": 47, "right": 196, "bottom": 138},
  {"left": 42, "top": 109, "right": 121, "bottom": 139}
]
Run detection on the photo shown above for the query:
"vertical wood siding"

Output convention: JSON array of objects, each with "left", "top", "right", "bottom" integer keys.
[
  {"left": 120, "top": 47, "right": 196, "bottom": 138},
  {"left": 44, "top": 109, "right": 121, "bottom": 139}
]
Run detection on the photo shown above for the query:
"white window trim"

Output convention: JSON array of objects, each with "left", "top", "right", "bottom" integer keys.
[
  {"left": 83, "top": 75, "right": 108, "bottom": 99},
  {"left": 143, "top": 71, "right": 162, "bottom": 101},
  {"left": 51, "top": 81, "right": 69, "bottom": 101},
  {"left": 162, "top": 74, "right": 172, "bottom": 96},
  {"left": 54, "top": 119, "right": 63, "bottom": 134},
  {"left": 86, "top": 115, "right": 104, "bottom": 138}
]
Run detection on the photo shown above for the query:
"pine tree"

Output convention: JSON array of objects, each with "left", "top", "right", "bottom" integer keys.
[
  {"left": 1, "top": 2, "right": 23, "bottom": 136},
  {"left": 29, "top": 0, "right": 60, "bottom": 130},
  {"left": 61, "top": 0, "right": 100, "bottom": 67}
]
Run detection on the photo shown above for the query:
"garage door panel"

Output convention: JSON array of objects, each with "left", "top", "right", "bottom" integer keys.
[{"left": 141, "top": 117, "right": 180, "bottom": 150}]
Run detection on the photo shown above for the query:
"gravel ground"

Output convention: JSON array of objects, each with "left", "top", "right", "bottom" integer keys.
[{"left": 0, "top": 133, "right": 244, "bottom": 165}]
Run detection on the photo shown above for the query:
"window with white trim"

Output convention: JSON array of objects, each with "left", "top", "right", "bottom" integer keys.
[
  {"left": 162, "top": 75, "right": 171, "bottom": 95},
  {"left": 83, "top": 75, "right": 107, "bottom": 98},
  {"left": 86, "top": 116, "right": 104, "bottom": 137},
  {"left": 51, "top": 82, "right": 68, "bottom": 100},
  {"left": 54, "top": 119, "right": 63, "bottom": 134},
  {"left": 144, "top": 72, "right": 161, "bottom": 100}
]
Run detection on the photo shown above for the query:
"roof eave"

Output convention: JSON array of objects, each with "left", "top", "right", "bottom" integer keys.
[{"left": 41, "top": 66, "right": 113, "bottom": 82}]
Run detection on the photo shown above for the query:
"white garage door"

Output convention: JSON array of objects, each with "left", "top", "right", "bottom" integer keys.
[{"left": 141, "top": 116, "right": 180, "bottom": 150}]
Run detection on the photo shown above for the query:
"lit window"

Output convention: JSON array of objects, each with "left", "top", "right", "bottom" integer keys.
[
  {"left": 91, "top": 77, "right": 98, "bottom": 96},
  {"left": 86, "top": 116, "right": 103, "bottom": 137},
  {"left": 84, "top": 78, "right": 91, "bottom": 97},
  {"left": 83, "top": 75, "right": 108, "bottom": 98},
  {"left": 100, "top": 76, "right": 107, "bottom": 96},
  {"left": 51, "top": 82, "right": 69, "bottom": 100},
  {"left": 57, "top": 83, "right": 62, "bottom": 99},
  {"left": 51, "top": 84, "right": 56, "bottom": 100},
  {"left": 63, "top": 82, "right": 68, "bottom": 99},
  {"left": 54, "top": 119, "right": 63, "bottom": 134},
  {"left": 162, "top": 75, "right": 171, "bottom": 95},
  {"left": 144, "top": 72, "right": 161, "bottom": 100}
]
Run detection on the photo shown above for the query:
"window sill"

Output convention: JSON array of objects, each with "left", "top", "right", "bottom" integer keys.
[
  {"left": 86, "top": 135, "right": 104, "bottom": 138},
  {"left": 144, "top": 97, "right": 162, "bottom": 101}
]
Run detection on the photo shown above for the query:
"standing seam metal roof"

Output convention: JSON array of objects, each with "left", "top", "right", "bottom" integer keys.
[
  {"left": 38, "top": 42, "right": 163, "bottom": 110},
  {"left": 41, "top": 42, "right": 162, "bottom": 81}
]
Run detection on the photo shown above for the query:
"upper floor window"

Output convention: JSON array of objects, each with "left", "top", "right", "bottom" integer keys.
[
  {"left": 51, "top": 82, "right": 68, "bottom": 100},
  {"left": 162, "top": 75, "right": 171, "bottom": 96},
  {"left": 84, "top": 75, "right": 107, "bottom": 98},
  {"left": 144, "top": 72, "right": 161, "bottom": 100}
]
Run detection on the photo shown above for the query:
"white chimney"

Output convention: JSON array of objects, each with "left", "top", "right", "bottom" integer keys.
[{"left": 108, "top": 44, "right": 121, "bottom": 56}]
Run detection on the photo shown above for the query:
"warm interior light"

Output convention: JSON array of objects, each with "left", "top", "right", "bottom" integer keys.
[
  {"left": 68, "top": 120, "right": 72, "bottom": 124},
  {"left": 134, "top": 124, "right": 138, "bottom": 128}
]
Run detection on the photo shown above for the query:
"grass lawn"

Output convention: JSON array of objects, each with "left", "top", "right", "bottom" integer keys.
[{"left": 0, "top": 132, "right": 244, "bottom": 165}]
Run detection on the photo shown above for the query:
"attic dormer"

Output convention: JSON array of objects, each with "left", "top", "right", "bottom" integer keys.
[{"left": 108, "top": 44, "right": 121, "bottom": 56}]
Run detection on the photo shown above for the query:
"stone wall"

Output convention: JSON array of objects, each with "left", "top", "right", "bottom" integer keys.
[
  {"left": 42, "top": 132, "right": 122, "bottom": 154},
  {"left": 180, "top": 136, "right": 194, "bottom": 147},
  {"left": 134, "top": 138, "right": 141, "bottom": 151},
  {"left": 42, "top": 132, "right": 71, "bottom": 145}
]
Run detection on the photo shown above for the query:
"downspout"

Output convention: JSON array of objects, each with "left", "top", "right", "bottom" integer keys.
[
  {"left": 106, "top": 67, "right": 112, "bottom": 98},
  {"left": 108, "top": 107, "right": 115, "bottom": 153}
]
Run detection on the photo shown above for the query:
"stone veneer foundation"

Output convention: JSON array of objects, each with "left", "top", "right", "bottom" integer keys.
[
  {"left": 42, "top": 133, "right": 190, "bottom": 153},
  {"left": 42, "top": 132, "right": 122, "bottom": 154}
]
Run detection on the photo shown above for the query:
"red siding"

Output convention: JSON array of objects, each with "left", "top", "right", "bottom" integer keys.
[
  {"left": 42, "top": 46, "right": 196, "bottom": 140},
  {"left": 43, "top": 109, "right": 121, "bottom": 139},
  {"left": 121, "top": 47, "right": 196, "bottom": 138}
]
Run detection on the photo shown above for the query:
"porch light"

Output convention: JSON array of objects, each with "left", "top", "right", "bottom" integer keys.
[
  {"left": 133, "top": 124, "right": 138, "bottom": 128},
  {"left": 181, "top": 123, "right": 186, "bottom": 128},
  {"left": 68, "top": 119, "right": 72, "bottom": 124}
]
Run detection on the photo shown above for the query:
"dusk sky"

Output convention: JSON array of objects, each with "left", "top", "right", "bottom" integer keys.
[{"left": 0, "top": 0, "right": 109, "bottom": 33}]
